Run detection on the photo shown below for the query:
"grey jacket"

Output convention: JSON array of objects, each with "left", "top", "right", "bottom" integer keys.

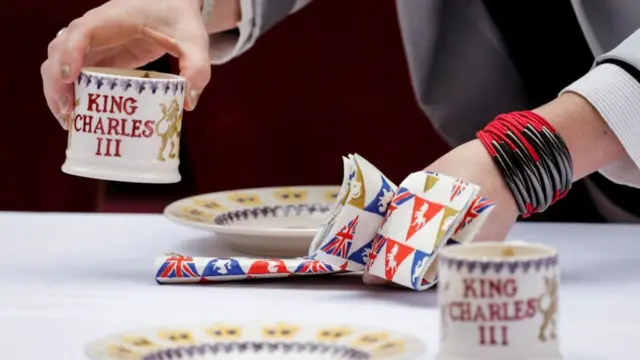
[
  {"left": 246, "top": 1, "right": 639, "bottom": 142},
  {"left": 230, "top": 0, "right": 640, "bottom": 192}
]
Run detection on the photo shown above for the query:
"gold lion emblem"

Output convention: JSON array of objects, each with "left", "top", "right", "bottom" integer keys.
[
  {"left": 156, "top": 98, "right": 182, "bottom": 162},
  {"left": 316, "top": 326, "right": 353, "bottom": 342},
  {"left": 538, "top": 275, "right": 558, "bottom": 342},
  {"left": 262, "top": 323, "right": 299, "bottom": 339}
]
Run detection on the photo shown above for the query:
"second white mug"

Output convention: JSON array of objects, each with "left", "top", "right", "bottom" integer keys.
[{"left": 437, "top": 242, "right": 562, "bottom": 360}]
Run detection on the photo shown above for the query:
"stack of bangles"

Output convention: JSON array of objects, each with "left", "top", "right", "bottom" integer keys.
[{"left": 476, "top": 111, "right": 574, "bottom": 218}]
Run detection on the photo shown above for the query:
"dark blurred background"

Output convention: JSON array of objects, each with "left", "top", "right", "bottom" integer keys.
[{"left": 0, "top": 0, "right": 610, "bottom": 223}]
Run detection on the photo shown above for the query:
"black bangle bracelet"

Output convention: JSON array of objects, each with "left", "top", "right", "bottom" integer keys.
[{"left": 477, "top": 111, "right": 573, "bottom": 217}]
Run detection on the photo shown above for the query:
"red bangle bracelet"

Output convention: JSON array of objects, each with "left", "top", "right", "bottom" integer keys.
[{"left": 476, "top": 111, "right": 573, "bottom": 217}]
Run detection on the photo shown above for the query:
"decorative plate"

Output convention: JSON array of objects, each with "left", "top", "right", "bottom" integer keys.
[
  {"left": 164, "top": 186, "right": 341, "bottom": 257},
  {"left": 85, "top": 322, "right": 426, "bottom": 360}
]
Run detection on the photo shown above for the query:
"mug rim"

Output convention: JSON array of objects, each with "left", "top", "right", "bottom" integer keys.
[
  {"left": 81, "top": 67, "right": 184, "bottom": 81},
  {"left": 439, "top": 241, "right": 557, "bottom": 262}
]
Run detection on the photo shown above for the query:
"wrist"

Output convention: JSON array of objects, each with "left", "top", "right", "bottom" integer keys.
[{"left": 534, "top": 92, "right": 627, "bottom": 181}]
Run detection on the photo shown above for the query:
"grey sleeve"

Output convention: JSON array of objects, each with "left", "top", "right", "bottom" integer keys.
[
  {"left": 396, "top": 0, "right": 530, "bottom": 147},
  {"left": 562, "top": 29, "right": 640, "bottom": 187},
  {"left": 252, "top": 0, "right": 300, "bottom": 37},
  {"left": 209, "top": 0, "right": 312, "bottom": 63}
]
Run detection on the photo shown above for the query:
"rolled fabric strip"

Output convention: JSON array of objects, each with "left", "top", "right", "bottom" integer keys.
[
  {"left": 155, "top": 253, "right": 339, "bottom": 284},
  {"left": 156, "top": 154, "right": 495, "bottom": 290},
  {"left": 364, "top": 171, "right": 491, "bottom": 291},
  {"left": 311, "top": 154, "right": 397, "bottom": 272}
]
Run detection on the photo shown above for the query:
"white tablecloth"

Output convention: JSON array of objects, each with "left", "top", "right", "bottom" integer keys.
[{"left": 0, "top": 211, "right": 638, "bottom": 359}]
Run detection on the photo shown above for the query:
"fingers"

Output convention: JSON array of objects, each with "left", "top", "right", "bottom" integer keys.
[
  {"left": 43, "top": 30, "right": 76, "bottom": 129},
  {"left": 172, "top": 3, "right": 212, "bottom": 111},
  {"left": 42, "top": 0, "right": 211, "bottom": 130},
  {"left": 43, "top": 3, "right": 141, "bottom": 125},
  {"left": 142, "top": 23, "right": 211, "bottom": 111},
  {"left": 179, "top": 34, "right": 212, "bottom": 111},
  {"left": 42, "top": 60, "right": 74, "bottom": 129},
  {"left": 56, "top": 10, "right": 137, "bottom": 85}
]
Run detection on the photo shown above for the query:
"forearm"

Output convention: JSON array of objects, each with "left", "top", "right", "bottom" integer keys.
[
  {"left": 423, "top": 92, "right": 627, "bottom": 241},
  {"left": 533, "top": 92, "right": 627, "bottom": 181}
]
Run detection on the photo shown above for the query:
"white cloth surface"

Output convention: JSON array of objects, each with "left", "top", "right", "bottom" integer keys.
[{"left": 0, "top": 212, "right": 639, "bottom": 360}]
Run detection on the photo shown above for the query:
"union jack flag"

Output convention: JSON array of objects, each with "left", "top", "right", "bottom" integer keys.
[
  {"left": 365, "top": 234, "right": 388, "bottom": 271},
  {"left": 450, "top": 179, "right": 468, "bottom": 202},
  {"left": 381, "top": 187, "right": 414, "bottom": 227},
  {"left": 156, "top": 254, "right": 200, "bottom": 279},
  {"left": 320, "top": 216, "right": 359, "bottom": 258},
  {"left": 294, "top": 260, "right": 334, "bottom": 274},
  {"left": 454, "top": 196, "right": 494, "bottom": 234}
]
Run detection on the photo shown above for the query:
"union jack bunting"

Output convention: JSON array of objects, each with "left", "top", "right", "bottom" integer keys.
[
  {"left": 454, "top": 196, "right": 494, "bottom": 234},
  {"left": 156, "top": 254, "right": 200, "bottom": 279},
  {"left": 450, "top": 179, "right": 468, "bottom": 202},
  {"left": 294, "top": 260, "right": 335, "bottom": 274},
  {"left": 155, "top": 155, "right": 495, "bottom": 292},
  {"left": 319, "top": 216, "right": 359, "bottom": 258}
]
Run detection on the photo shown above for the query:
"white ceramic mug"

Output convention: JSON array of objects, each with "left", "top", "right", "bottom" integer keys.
[
  {"left": 437, "top": 242, "right": 562, "bottom": 360},
  {"left": 62, "top": 67, "right": 186, "bottom": 183}
]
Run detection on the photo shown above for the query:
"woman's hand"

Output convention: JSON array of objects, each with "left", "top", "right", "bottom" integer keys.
[
  {"left": 41, "top": 0, "right": 211, "bottom": 128},
  {"left": 363, "top": 139, "right": 520, "bottom": 285},
  {"left": 422, "top": 139, "right": 520, "bottom": 242}
]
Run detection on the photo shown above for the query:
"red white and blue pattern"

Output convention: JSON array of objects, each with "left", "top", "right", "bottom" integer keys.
[
  {"left": 454, "top": 196, "right": 494, "bottom": 234},
  {"left": 156, "top": 155, "right": 495, "bottom": 291},
  {"left": 449, "top": 179, "right": 468, "bottom": 202},
  {"left": 381, "top": 187, "right": 414, "bottom": 228},
  {"left": 156, "top": 255, "right": 200, "bottom": 279},
  {"left": 319, "top": 216, "right": 359, "bottom": 258},
  {"left": 294, "top": 259, "right": 335, "bottom": 274}
]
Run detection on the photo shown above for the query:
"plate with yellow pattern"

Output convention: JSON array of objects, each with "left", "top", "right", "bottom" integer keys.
[
  {"left": 164, "top": 186, "right": 342, "bottom": 257},
  {"left": 85, "top": 321, "right": 426, "bottom": 360}
]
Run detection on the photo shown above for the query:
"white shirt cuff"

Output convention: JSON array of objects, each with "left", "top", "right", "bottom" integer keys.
[
  {"left": 209, "top": 0, "right": 257, "bottom": 64},
  {"left": 562, "top": 63, "right": 640, "bottom": 187}
]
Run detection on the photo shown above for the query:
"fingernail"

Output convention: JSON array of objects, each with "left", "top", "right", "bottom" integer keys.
[
  {"left": 188, "top": 89, "right": 200, "bottom": 110},
  {"left": 58, "top": 95, "right": 70, "bottom": 114},
  {"left": 60, "top": 64, "right": 71, "bottom": 80}
]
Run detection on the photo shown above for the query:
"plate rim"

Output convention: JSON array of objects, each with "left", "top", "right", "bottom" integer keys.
[
  {"left": 163, "top": 185, "right": 341, "bottom": 237},
  {"left": 85, "top": 320, "right": 427, "bottom": 360}
]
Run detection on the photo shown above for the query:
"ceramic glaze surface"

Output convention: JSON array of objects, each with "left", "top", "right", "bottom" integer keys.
[
  {"left": 437, "top": 243, "right": 562, "bottom": 360},
  {"left": 86, "top": 322, "right": 426, "bottom": 360},
  {"left": 62, "top": 67, "right": 185, "bottom": 183},
  {"left": 163, "top": 186, "right": 340, "bottom": 257}
]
